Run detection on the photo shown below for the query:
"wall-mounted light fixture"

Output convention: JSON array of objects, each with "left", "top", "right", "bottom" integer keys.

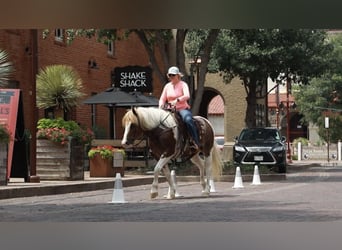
[{"left": 88, "top": 58, "right": 99, "bottom": 69}]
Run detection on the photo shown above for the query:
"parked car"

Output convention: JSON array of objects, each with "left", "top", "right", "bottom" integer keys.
[{"left": 233, "top": 127, "right": 287, "bottom": 173}]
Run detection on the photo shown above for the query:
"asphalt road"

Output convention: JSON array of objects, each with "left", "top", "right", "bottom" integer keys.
[{"left": 1, "top": 165, "right": 342, "bottom": 222}]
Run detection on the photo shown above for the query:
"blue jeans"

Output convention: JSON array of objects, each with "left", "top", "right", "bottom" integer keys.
[{"left": 178, "top": 109, "right": 199, "bottom": 145}]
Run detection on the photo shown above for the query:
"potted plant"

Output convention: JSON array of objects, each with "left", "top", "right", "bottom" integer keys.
[
  {"left": 37, "top": 118, "right": 94, "bottom": 145},
  {"left": 88, "top": 145, "right": 125, "bottom": 177},
  {"left": 0, "top": 124, "right": 10, "bottom": 144},
  {"left": 36, "top": 118, "right": 94, "bottom": 180},
  {"left": 36, "top": 64, "right": 85, "bottom": 119}
]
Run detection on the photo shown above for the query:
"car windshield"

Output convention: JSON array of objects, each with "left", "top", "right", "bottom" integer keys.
[{"left": 239, "top": 128, "right": 280, "bottom": 141}]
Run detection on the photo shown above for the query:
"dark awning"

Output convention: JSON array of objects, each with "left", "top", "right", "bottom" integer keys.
[
  {"left": 83, "top": 87, "right": 158, "bottom": 107},
  {"left": 116, "top": 91, "right": 159, "bottom": 107},
  {"left": 83, "top": 87, "right": 137, "bottom": 105}
]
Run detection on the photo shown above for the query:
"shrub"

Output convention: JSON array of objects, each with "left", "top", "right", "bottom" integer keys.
[{"left": 37, "top": 118, "right": 94, "bottom": 145}]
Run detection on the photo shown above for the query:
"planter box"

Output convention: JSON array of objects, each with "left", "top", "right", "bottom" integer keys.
[
  {"left": 89, "top": 154, "right": 115, "bottom": 177},
  {"left": 89, "top": 152, "right": 125, "bottom": 177},
  {"left": 0, "top": 143, "right": 8, "bottom": 186},
  {"left": 36, "top": 139, "right": 85, "bottom": 180}
]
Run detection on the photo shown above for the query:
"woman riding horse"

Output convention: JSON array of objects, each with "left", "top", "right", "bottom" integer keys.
[{"left": 121, "top": 106, "right": 222, "bottom": 199}]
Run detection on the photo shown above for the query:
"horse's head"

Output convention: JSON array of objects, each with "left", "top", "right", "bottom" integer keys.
[{"left": 121, "top": 108, "right": 143, "bottom": 147}]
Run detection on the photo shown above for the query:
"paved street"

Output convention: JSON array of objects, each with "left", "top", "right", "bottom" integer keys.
[{"left": 1, "top": 164, "right": 342, "bottom": 222}]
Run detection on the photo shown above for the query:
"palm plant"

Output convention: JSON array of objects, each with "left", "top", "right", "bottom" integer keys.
[
  {"left": 36, "top": 64, "right": 85, "bottom": 117},
  {"left": 0, "top": 48, "right": 14, "bottom": 87}
]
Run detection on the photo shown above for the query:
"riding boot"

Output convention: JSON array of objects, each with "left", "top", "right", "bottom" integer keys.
[{"left": 189, "top": 139, "right": 199, "bottom": 154}]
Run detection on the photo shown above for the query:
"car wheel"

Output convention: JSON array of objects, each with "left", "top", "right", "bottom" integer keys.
[{"left": 277, "top": 163, "right": 286, "bottom": 173}]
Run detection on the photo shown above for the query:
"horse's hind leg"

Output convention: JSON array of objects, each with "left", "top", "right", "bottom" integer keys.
[{"left": 190, "top": 154, "right": 210, "bottom": 196}]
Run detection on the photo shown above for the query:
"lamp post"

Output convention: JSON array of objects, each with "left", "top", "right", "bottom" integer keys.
[
  {"left": 188, "top": 56, "right": 201, "bottom": 105},
  {"left": 286, "top": 79, "right": 292, "bottom": 163}
]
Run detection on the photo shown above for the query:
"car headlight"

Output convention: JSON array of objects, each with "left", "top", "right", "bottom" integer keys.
[
  {"left": 272, "top": 146, "right": 285, "bottom": 152},
  {"left": 234, "top": 145, "right": 246, "bottom": 152}
]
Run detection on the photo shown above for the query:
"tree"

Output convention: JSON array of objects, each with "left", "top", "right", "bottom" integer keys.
[
  {"left": 213, "top": 29, "right": 333, "bottom": 128},
  {"left": 36, "top": 64, "right": 85, "bottom": 119},
  {"left": 47, "top": 29, "right": 220, "bottom": 115},
  {"left": 0, "top": 48, "right": 14, "bottom": 87},
  {"left": 294, "top": 33, "right": 342, "bottom": 143}
]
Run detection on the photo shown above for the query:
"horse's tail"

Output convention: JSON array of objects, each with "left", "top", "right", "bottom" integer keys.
[{"left": 211, "top": 141, "right": 223, "bottom": 178}]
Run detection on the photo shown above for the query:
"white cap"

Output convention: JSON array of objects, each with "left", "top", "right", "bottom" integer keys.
[{"left": 167, "top": 66, "right": 183, "bottom": 76}]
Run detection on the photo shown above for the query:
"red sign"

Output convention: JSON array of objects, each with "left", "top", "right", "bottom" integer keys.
[{"left": 0, "top": 89, "right": 20, "bottom": 179}]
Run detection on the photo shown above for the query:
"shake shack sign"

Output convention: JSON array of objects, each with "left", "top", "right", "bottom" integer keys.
[{"left": 111, "top": 66, "right": 153, "bottom": 92}]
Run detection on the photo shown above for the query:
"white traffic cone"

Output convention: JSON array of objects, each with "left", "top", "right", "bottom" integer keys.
[
  {"left": 209, "top": 178, "right": 217, "bottom": 192},
  {"left": 171, "top": 170, "right": 182, "bottom": 197},
  {"left": 232, "top": 166, "right": 244, "bottom": 189},
  {"left": 251, "top": 165, "right": 262, "bottom": 185},
  {"left": 109, "top": 173, "right": 126, "bottom": 203}
]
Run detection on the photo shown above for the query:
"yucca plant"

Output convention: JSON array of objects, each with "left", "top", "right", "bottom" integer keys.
[
  {"left": 36, "top": 64, "right": 85, "bottom": 117},
  {"left": 0, "top": 48, "right": 14, "bottom": 87}
]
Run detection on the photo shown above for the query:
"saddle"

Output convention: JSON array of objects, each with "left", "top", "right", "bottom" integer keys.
[{"left": 172, "top": 111, "right": 203, "bottom": 160}]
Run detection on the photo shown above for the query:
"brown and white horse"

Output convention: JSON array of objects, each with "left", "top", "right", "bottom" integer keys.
[{"left": 121, "top": 107, "right": 222, "bottom": 199}]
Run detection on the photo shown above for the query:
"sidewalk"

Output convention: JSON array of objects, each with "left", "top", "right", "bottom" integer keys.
[{"left": 0, "top": 172, "right": 164, "bottom": 200}]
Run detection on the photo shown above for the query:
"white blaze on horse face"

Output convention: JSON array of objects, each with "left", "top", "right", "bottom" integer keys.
[{"left": 121, "top": 121, "right": 131, "bottom": 146}]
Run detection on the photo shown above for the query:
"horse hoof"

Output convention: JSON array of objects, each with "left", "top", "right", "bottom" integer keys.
[
  {"left": 167, "top": 194, "right": 175, "bottom": 200},
  {"left": 150, "top": 192, "right": 158, "bottom": 199},
  {"left": 202, "top": 191, "right": 210, "bottom": 197}
]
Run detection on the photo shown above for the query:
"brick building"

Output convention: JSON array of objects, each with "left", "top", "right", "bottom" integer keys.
[
  {"left": 0, "top": 29, "right": 265, "bottom": 167},
  {"left": 0, "top": 29, "right": 164, "bottom": 140},
  {"left": 0, "top": 29, "right": 166, "bottom": 179}
]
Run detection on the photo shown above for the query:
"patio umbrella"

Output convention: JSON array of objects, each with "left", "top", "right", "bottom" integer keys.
[
  {"left": 116, "top": 91, "right": 159, "bottom": 107},
  {"left": 82, "top": 87, "right": 137, "bottom": 105},
  {"left": 83, "top": 88, "right": 159, "bottom": 138}
]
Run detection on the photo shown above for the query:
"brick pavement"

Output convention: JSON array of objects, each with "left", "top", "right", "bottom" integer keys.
[{"left": 0, "top": 160, "right": 338, "bottom": 200}]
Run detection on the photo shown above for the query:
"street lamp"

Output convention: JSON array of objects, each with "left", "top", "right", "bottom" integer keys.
[
  {"left": 277, "top": 80, "right": 296, "bottom": 163},
  {"left": 188, "top": 56, "right": 201, "bottom": 105}
]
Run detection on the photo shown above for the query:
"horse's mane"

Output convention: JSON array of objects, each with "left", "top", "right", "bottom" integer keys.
[{"left": 122, "top": 107, "right": 176, "bottom": 130}]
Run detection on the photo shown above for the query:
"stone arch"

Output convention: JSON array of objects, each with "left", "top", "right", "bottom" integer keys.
[{"left": 201, "top": 73, "right": 247, "bottom": 161}]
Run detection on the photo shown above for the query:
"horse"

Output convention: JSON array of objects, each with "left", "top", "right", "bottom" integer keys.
[{"left": 121, "top": 106, "right": 223, "bottom": 199}]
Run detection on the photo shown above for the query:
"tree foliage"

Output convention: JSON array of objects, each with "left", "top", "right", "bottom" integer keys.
[
  {"left": 0, "top": 48, "right": 14, "bottom": 87},
  {"left": 212, "top": 29, "right": 333, "bottom": 127},
  {"left": 294, "top": 33, "right": 342, "bottom": 143}
]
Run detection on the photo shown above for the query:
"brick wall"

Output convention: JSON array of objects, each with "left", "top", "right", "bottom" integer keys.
[{"left": 0, "top": 29, "right": 164, "bottom": 140}]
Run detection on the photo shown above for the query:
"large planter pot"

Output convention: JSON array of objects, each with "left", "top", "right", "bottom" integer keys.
[
  {"left": 0, "top": 143, "right": 8, "bottom": 186},
  {"left": 36, "top": 139, "right": 85, "bottom": 180},
  {"left": 89, "top": 154, "right": 115, "bottom": 177},
  {"left": 89, "top": 151, "right": 125, "bottom": 177}
]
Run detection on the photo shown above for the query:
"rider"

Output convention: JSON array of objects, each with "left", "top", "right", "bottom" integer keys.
[{"left": 158, "top": 66, "right": 200, "bottom": 152}]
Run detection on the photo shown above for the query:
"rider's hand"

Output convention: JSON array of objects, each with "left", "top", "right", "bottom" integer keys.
[{"left": 170, "top": 99, "right": 178, "bottom": 106}]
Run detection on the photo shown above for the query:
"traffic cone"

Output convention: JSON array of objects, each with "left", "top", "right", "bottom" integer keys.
[
  {"left": 109, "top": 173, "right": 126, "bottom": 203},
  {"left": 232, "top": 166, "right": 244, "bottom": 189},
  {"left": 171, "top": 170, "right": 182, "bottom": 197},
  {"left": 251, "top": 165, "right": 262, "bottom": 185},
  {"left": 209, "top": 178, "right": 217, "bottom": 192}
]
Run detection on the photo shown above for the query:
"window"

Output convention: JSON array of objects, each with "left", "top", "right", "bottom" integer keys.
[
  {"left": 54, "top": 29, "right": 64, "bottom": 42},
  {"left": 107, "top": 40, "right": 115, "bottom": 56}
]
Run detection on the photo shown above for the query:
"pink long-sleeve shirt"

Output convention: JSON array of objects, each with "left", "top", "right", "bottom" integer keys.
[{"left": 159, "top": 80, "right": 191, "bottom": 110}]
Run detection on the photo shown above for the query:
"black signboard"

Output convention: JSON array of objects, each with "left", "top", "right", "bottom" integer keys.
[{"left": 111, "top": 65, "right": 153, "bottom": 93}]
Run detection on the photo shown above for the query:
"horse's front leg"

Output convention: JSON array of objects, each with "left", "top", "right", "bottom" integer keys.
[
  {"left": 151, "top": 156, "right": 172, "bottom": 199},
  {"left": 162, "top": 164, "right": 176, "bottom": 199}
]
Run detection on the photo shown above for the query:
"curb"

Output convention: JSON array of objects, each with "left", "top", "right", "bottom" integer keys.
[{"left": 0, "top": 176, "right": 166, "bottom": 200}]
